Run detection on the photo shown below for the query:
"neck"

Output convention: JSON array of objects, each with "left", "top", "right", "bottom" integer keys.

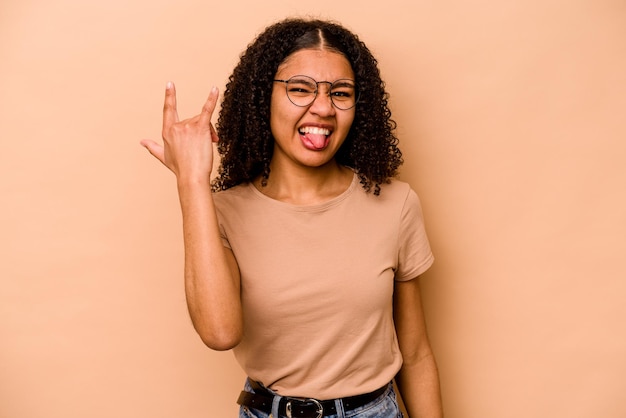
[{"left": 254, "top": 161, "right": 353, "bottom": 205}]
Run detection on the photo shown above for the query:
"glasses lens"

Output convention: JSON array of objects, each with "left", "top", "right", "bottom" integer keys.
[
  {"left": 286, "top": 76, "right": 317, "bottom": 107},
  {"left": 330, "top": 79, "right": 357, "bottom": 110}
]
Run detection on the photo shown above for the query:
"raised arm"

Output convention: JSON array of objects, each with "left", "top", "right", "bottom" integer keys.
[{"left": 141, "top": 82, "right": 242, "bottom": 350}]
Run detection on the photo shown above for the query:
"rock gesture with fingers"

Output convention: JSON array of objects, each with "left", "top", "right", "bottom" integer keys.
[{"left": 141, "top": 82, "right": 220, "bottom": 183}]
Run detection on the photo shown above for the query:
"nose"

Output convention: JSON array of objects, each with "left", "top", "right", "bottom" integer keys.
[{"left": 309, "top": 83, "right": 336, "bottom": 116}]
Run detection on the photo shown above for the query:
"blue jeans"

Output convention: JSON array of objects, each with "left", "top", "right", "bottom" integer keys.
[{"left": 238, "top": 379, "right": 403, "bottom": 418}]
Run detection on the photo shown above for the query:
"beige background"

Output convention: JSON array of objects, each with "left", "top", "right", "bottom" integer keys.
[{"left": 1, "top": 0, "right": 625, "bottom": 417}]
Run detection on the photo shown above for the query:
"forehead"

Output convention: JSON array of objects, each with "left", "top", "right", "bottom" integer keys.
[{"left": 276, "top": 49, "right": 354, "bottom": 80}]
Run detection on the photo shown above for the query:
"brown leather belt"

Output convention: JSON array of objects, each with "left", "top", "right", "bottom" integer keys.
[{"left": 237, "top": 379, "right": 388, "bottom": 418}]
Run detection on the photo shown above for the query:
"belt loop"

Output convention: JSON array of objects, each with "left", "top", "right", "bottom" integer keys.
[
  {"left": 334, "top": 398, "right": 345, "bottom": 418},
  {"left": 271, "top": 392, "right": 281, "bottom": 418}
]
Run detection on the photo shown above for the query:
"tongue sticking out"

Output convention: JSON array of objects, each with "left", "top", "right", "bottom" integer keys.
[{"left": 303, "top": 132, "right": 328, "bottom": 150}]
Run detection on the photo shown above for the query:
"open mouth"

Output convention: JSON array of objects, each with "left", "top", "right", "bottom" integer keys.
[{"left": 298, "top": 126, "right": 332, "bottom": 150}]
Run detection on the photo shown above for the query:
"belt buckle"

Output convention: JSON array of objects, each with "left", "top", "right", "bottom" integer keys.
[{"left": 286, "top": 398, "right": 323, "bottom": 418}]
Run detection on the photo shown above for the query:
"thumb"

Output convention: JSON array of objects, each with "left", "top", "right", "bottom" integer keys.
[{"left": 139, "top": 139, "right": 166, "bottom": 165}]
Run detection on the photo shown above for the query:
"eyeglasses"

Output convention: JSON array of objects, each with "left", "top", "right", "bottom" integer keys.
[{"left": 273, "top": 75, "right": 359, "bottom": 110}]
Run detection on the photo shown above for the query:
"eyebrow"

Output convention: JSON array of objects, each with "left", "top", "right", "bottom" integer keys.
[
  {"left": 289, "top": 77, "right": 317, "bottom": 84},
  {"left": 331, "top": 80, "right": 356, "bottom": 88}
]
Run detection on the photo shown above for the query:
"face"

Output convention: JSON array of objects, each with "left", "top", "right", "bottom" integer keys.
[{"left": 269, "top": 48, "right": 356, "bottom": 170}]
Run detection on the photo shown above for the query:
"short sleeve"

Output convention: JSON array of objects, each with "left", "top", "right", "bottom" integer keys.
[
  {"left": 395, "top": 188, "right": 434, "bottom": 281},
  {"left": 213, "top": 196, "right": 233, "bottom": 250},
  {"left": 217, "top": 222, "right": 232, "bottom": 249}
]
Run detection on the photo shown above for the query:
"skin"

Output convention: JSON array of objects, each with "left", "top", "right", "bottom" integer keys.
[
  {"left": 256, "top": 49, "right": 356, "bottom": 204},
  {"left": 394, "top": 278, "right": 444, "bottom": 417},
  {"left": 141, "top": 48, "right": 443, "bottom": 417}
]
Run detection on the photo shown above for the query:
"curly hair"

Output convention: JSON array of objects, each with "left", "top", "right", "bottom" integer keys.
[{"left": 212, "top": 18, "right": 403, "bottom": 195}]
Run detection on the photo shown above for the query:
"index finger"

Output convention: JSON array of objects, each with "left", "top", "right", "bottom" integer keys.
[{"left": 162, "top": 81, "right": 179, "bottom": 131}]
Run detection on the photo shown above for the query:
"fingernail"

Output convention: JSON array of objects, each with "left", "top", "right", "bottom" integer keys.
[
  {"left": 166, "top": 81, "right": 173, "bottom": 89},
  {"left": 211, "top": 86, "right": 218, "bottom": 94}
]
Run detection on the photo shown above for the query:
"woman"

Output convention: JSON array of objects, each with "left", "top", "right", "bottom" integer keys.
[{"left": 141, "top": 18, "right": 443, "bottom": 418}]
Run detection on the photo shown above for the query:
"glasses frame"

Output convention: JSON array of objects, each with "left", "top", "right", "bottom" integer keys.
[{"left": 273, "top": 75, "right": 360, "bottom": 110}]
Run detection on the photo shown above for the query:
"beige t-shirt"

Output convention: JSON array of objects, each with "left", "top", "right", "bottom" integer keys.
[{"left": 213, "top": 174, "right": 434, "bottom": 399}]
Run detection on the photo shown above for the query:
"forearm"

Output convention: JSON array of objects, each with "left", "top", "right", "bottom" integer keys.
[
  {"left": 177, "top": 179, "right": 242, "bottom": 351},
  {"left": 395, "top": 352, "right": 443, "bottom": 418}
]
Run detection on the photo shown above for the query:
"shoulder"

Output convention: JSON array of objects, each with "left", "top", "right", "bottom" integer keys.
[
  {"left": 374, "top": 179, "right": 426, "bottom": 220},
  {"left": 373, "top": 178, "right": 415, "bottom": 204},
  {"left": 348, "top": 178, "right": 419, "bottom": 220},
  {"left": 212, "top": 183, "right": 255, "bottom": 210}
]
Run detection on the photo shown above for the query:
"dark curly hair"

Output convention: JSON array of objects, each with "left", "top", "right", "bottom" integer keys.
[{"left": 212, "top": 18, "right": 403, "bottom": 195}]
